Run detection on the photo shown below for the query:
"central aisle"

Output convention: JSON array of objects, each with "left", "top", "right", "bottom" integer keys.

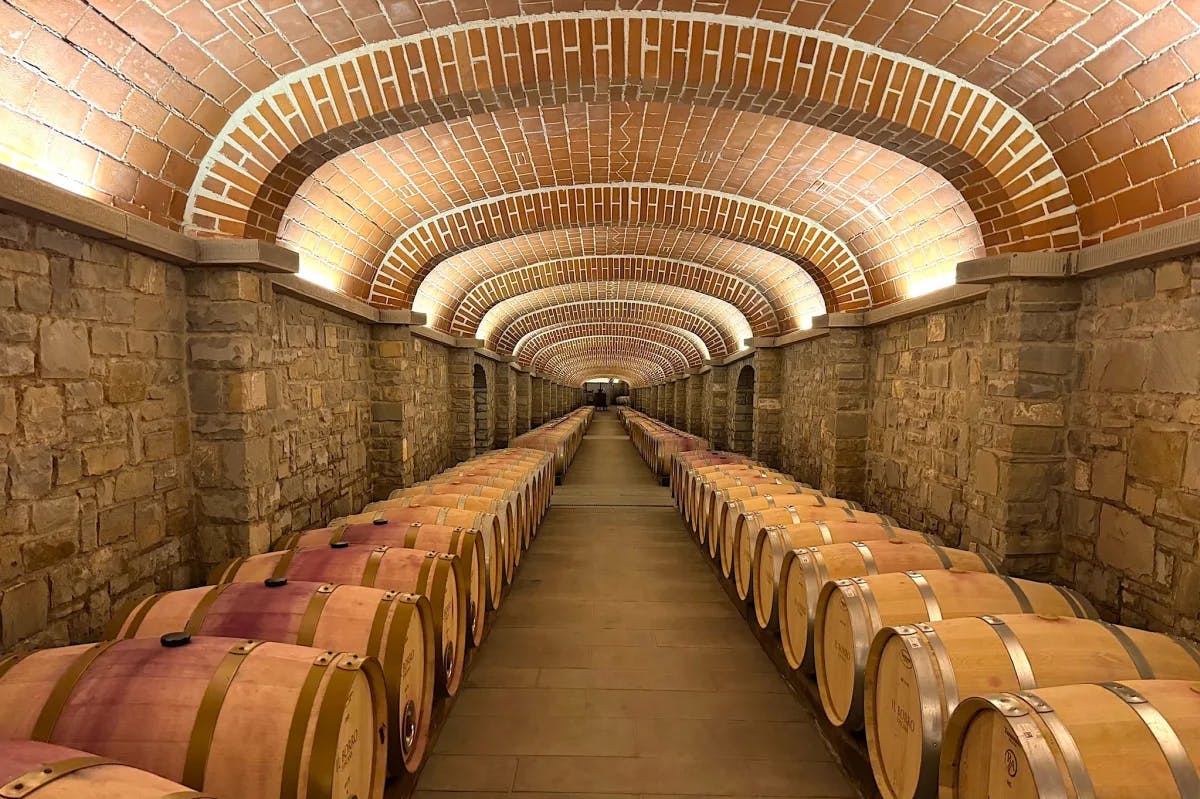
[{"left": 414, "top": 412, "right": 855, "bottom": 798}]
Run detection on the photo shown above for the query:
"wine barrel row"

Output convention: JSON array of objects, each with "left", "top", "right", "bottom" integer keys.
[
  {"left": 510, "top": 406, "right": 595, "bottom": 477},
  {"left": 617, "top": 407, "right": 710, "bottom": 480},
  {"left": 0, "top": 410, "right": 592, "bottom": 798},
  {"left": 651, "top": 415, "right": 1200, "bottom": 799}
]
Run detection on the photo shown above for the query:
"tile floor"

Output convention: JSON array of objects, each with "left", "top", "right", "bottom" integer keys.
[{"left": 414, "top": 412, "right": 856, "bottom": 798}]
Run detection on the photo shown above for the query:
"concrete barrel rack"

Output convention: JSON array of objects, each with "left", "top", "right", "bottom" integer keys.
[
  {"left": 0, "top": 410, "right": 594, "bottom": 799},
  {"left": 638, "top": 408, "right": 1200, "bottom": 799}
]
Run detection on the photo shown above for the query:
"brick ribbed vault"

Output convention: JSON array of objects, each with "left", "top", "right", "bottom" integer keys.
[
  {"left": 520, "top": 324, "right": 706, "bottom": 372},
  {"left": 478, "top": 281, "right": 754, "bottom": 357},
  {"left": 277, "top": 103, "right": 983, "bottom": 308},
  {"left": 532, "top": 337, "right": 691, "bottom": 386}
]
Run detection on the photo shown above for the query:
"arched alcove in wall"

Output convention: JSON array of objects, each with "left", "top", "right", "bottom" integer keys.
[
  {"left": 473, "top": 364, "right": 491, "bottom": 455},
  {"left": 730, "top": 365, "right": 756, "bottom": 456}
]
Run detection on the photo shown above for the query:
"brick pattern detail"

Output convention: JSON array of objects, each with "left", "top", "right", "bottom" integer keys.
[
  {"left": 278, "top": 103, "right": 981, "bottom": 307},
  {"left": 529, "top": 336, "right": 687, "bottom": 386},
  {"left": 435, "top": 229, "right": 796, "bottom": 336},
  {"left": 520, "top": 323, "right": 705, "bottom": 374}
]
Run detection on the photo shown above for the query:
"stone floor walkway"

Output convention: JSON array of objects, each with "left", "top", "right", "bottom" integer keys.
[{"left": 414, "top": 411, "right": 856, "bottom": 798}]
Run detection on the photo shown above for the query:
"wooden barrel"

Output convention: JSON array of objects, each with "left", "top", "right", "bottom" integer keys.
[
  {"left": 695, "top": 472, "right": 798, "bottom": 540},
  {"left": 0, "top": 636, "right": 387, "bottom": 799},
  {"left": 394, "top": 483, "right": 527, "bottom": 552},
  {"left": 679, "top": 462, "right": 761, "bottom": 525},
  {"left": 754, "top": 529, "right": 953, "bottom": 626},
  {"left": 454, "top": 449, "right": 554, "bottom": 510},
  {"left": 212, "top": 545, "right": 468, "bottom": 696},
  {"left": 335, "top": 505, "right": 510, "bottom": 586},
  {"left": 670, "top": 453, "right": 750, "bottom": 509},
  {"left": 721, "top": 492, "right": 857, "bottom": 567},
  {"left": 687, "top": 465, "right": 779, "bottom": 529},
  {"left": 426, "top": 471, "right": 543, "bottom": 531},
  {"left": 941, "top": 679, "right": 1200, "bottom": 799},
  {"left": 727, "top": 504, "right": 892, "bottom": 578},
  {"left": 814, "top": 569, "right": 1097, "bottom": 729},
  {"left": 868, "top": 616, "right": 1200, "bottom": 799},
  {"left": 776, "top": 536, "right": 990, "bottom": 670},
  {"left": 706, "top": 481, "right": 819, "bottom": 545},
  {"left": 277, "top": 522, "right": 497, "bottom": 618},
  {"left": 0, "top": 740, "right": 217, "bottom": 798},
  {"left": 368, "top": 494, "right": 518, "bottom": 578},
  {"left": 107, "top": 581, "right": 436, "bottom": 774}
]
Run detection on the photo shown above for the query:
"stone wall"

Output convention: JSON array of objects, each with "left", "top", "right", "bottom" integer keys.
[
  {"left": 370, "top": 327, "right": 452, "bottom": 494},
  {"left": 863, "top": 302, "right": 986, "bottom": 544},
  {"left": 272, "top": 294, "right": 371, "bottom": 533},
  {"left": 0, "top": 213, "right": 194, "bottom": 650},
  {"left": 1060, "top": 255, "right": 1200, "bottom": 635}
]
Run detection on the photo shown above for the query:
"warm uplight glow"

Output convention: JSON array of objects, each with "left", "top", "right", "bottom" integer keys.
[
  {"left": 298, "top": 255, "right": 341, "bottom": 292},
  {"left": 905, "top": 270, "right": 957, "bottom": 299},
  {"left": 0, "top": 145, "right": 102, "bottom": 202}
]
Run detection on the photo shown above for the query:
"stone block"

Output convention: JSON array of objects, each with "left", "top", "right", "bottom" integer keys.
[
  {"left": 1, "top": 579, "right": 49, "bottom": 648},
  {"left": 32, "top": 495, "right": 79, "bottom": 533},
  {"left": 9, "top": 448, "right": 53, "bottom": 499},
  {"left": 228, "top": 371, "right": 269, "bottom": 412},
  {"left": 189, "top": 336, "right": 255, "bottom": 369},
  {"left": 1011, "top": 401, "right": 1064, "bottom": 427},
  {"left": 974, "top": 450, "right": 1000, "bottom": 496},
  {"left": 1090, "top": 450, "right": 1127, "bottom": 501},
  {"left": 1098, "top": 504, "right": 1155, "bottom": 577},
  {"left": 90, "top": 327, "right": 127, "bottom": 356},
  {"left": 54, "top": 451, "right": 81, "bottom": 486},
  {"left": 1156, "top": 262, "right": 1190, "bottom": 293},
  {"left": 17, "top": 276, "right": 51, "bottom": 313},
  {"left": 106, "top": 361, "right": 148, "bottom": 404},
  {"left": 0, "top": 344, "right": 34, "bottom": 376},
  {"left": 98, "top": 502, "right": 135, "bottom": 545},
  {"left": 1129, "top": 427, "right": 1188, "bottom": 485},
  {"left": 115, "top": 465, "right": 156, "bottom": 501},
  {"left": 1126, "top": 484, "right": 1157, "bottom": 515},
  {"left": 0, "top": 388, "right": 15, "bottom": 435},
  {"left": 39, "top": 319, "right": 90, "bottom": 378},
  {"left": 1090, "top": 341, "right": 1147, "bottom": 391},
  {"left": 0, "top": 311, "right": 36, "bottom": 343},
  {"left": 20, "top": 385, "right": 64, "bottom": 443},
  {"left": 82, "top": 443, "right": 127, "bottom": 476},
  {"left": 1146, "top": 331, "right": 1200, "bottom": 394}
]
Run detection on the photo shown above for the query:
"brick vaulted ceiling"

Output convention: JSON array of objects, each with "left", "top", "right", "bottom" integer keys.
[{"left": 3, "top": 3, "right": 1199, "bottom": 385}]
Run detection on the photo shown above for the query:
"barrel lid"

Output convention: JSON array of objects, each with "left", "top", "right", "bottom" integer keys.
[
  {"left": 265, "top": 577, "right": 288, "bottom": 588},
  {"left": 161, "top": 631, "right": 191, "bottom": 648},
  {"left": 330, "top": 541, "right": 350, "bottom": 549}
]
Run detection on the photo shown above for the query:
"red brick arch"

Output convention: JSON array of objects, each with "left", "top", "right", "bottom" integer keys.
[
  {"left": 518, "top": 323, "right": 706, "bottom": 373},
  {"left": 532, "top": 337, "right": 687, "bottom": 385},
  {"left": 500, "top": 302, "right": 731, "bottom": 360},
  {"left": 5, "top": 6, "right": 1194, "bottom": 246},
  {"left": 276, "top": 102, "right": 983, "bottom": 309},
  {"left": 186, "top": 13, "right": 1080, "bottom": 263},
  {"left": 477, "top": 281, "right": 753, "bottom": 359},
  {"left": 370, "top": 183, "right": 865, "bottom": 313}
]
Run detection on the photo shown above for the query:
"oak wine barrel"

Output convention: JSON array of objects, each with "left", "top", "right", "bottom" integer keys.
[
  {"left": 867, "top": 615, "right": 1200, "bottom": 799},
  {"left": 367, "top": 495, "right": 516, "bottom": 584},
  {"left": 814, "top": 569, "right": 1097, "bottom": 729},
  {"left": 107, "top": 580, "right": 436, "bottom": 774},
  {"left": 758, "top": 527, "right": 964, "bottom": 628},
  {"left": 0, "top": 740, "right": 215, "bottom": 798},
  {"left": 942, "top": 680, "right": 1200, "bottom": 799},
  {"left": 0, "top": 636, "right": 387, "bottom": 799},
  {"left": 727, "top": 505, "right": 893, "bottom": 579},
  {"left": 276, "top": 521, "right": 496, "bottom": 620},
  {"left": 392, "top": 483, "right": 527, "bottom": 552},
  {"left": 212, "top": 545, "right": 468, "bottom": 696},
  {"left": 775, "top": 536, "right": 990, "bottom": 669},
  {"left": 706, "top": 480, "right": 821, "bottom": 548}
]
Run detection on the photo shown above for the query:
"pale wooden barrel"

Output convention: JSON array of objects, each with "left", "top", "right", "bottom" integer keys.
[
  {"left": 107, "top": 580, "right": 436, "bottom": 774},
  {"left": 868, "top": 616, "right": 1200, "bottom": 799},
  {"left": 394, "top": 482, "right": 528, "bottom": 553},
  {"left": 708, "top": 481, "right": 819, "bottom": 548},
  {"left": 0, "top": 636, "right": 387, "bottom": 799},
  {"left": 277, "top": 521, "right": 497, "bottom": 619},
  {"left": 212, "top": 545, "right": 468, "bottom": 696},
  {"left": 679, "top": 461, "right": 761, "bottom": 528},
  {"left": 426, "top": 469, "right": 543, "bottom": 532},
  {"left": 686, "top": 464, "right": 776, "bottom": 531},
  {"left": 364, "top": 494, "right": 516, "bottom": 587},
  {"left": 671, "top": 452, "right": 752, "bottom": 511},
  {"left": 335, "top": 504, "right": 510, "bottom": 586},
  {"left": 465, "top": 448, "right": 559, "bottom": 503},
  {"left": 755, "top": 531, "right": 960, "bottom": 631},
  {"left": 814, "top": 569, "right": 1097, "bottom": 729},
  {"left": 695, "top": 472, "right": 797, "bottom": 541},
  {"left": 0, "top": 740, "right": 215, "bottom": 798},
  {"left": 776, "top": 534, "right": 985, "bottom": 670},
  {"left": 728, "top": 504, "right": 892, "bottom": 579},
  {"left": 941, "top": 680, "right": 1200, "bottom": 799}
]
